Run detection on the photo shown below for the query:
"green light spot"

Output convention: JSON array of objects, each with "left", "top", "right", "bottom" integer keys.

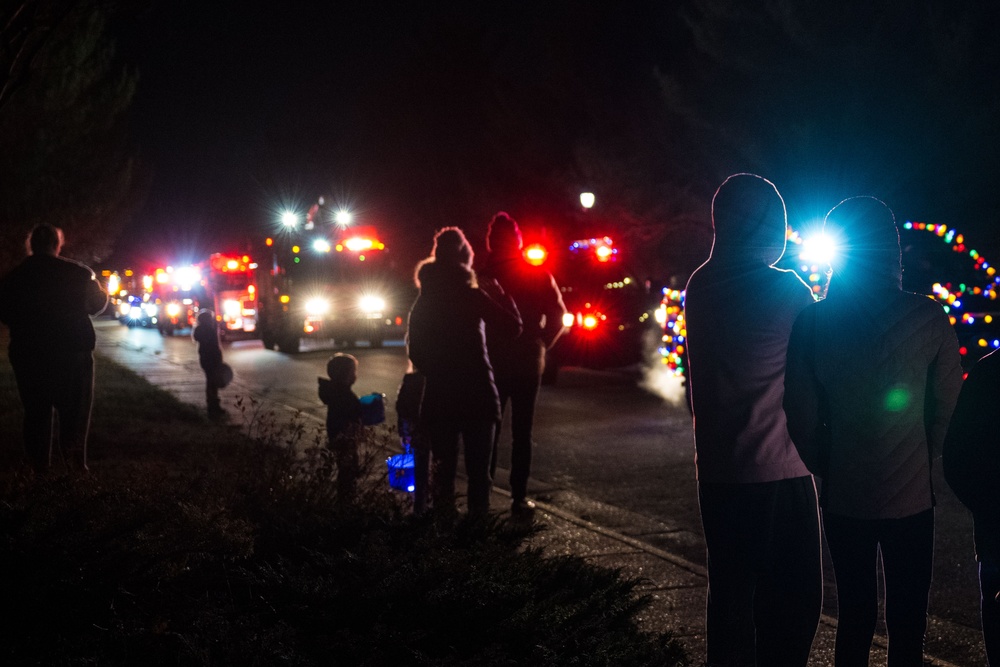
[{"left": 884, "top": 386, "right": 910, "bottom": 412}]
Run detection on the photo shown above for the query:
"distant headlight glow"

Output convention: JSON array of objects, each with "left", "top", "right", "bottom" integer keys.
[
  {"left": 166, "top": 303, "right": 182, "bottom": 318},
  {"left": 561, "top": 312, "right": 575, "bottom": 328},
  {"left": 305, "top": 298, "right": 329, "bottom": 316},
  {"left": 223, "top": 299, "right": 241, "bottom": 317},
  {"left": 359, "top": 295, "right": 386, "bottom": 313}
]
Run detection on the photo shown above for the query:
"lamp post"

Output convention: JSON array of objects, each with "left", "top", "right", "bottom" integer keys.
[{"left": 580, "top": 192, "right": 595, "bottom": 210}]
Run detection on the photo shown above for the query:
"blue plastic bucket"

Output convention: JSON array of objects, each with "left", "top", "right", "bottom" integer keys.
[{"left": 387, "top": 451, "right": 415, "bottom": 492}]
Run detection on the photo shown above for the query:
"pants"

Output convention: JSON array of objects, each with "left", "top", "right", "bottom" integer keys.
[
  {"left": 823, "top": 509, "right": 934, "bottom": 667},
  {"left": 428, "top": 419, "right": 495, "bottom": 517},
  {"left": 490, "top": 372, "right": 541, "bottom": 502},
  {"left": 330, "top": 435, "right": 359, "bottom": 499},
  {"left": 981, "top": 559, "right": 1000, "bottom": 666},
  {"left": 201, "top": 363, "right": 222, "bottom": 415},
  {"left": 11, "top": 351, "right": 95, "bottom": 473},
  {"left": 699, "top": 476, "right": 822, "bottom": 667}
]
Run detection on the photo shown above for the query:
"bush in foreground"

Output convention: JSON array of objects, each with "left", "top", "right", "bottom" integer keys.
[{"left": 0, "top": 354, "right": 689, "bottom": 666}]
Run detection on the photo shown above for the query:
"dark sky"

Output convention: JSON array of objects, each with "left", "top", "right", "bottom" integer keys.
[{"left": 112, "top": 0, "right": 1000, "bottom": 275}]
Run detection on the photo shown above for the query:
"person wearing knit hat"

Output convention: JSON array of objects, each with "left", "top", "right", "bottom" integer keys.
[
  {"left": 479, "top": 211, "right": 566, "bottom": 519},
  {"left": 685, "top": 173, "right": 822, "bottom": 666},
  {"left": 407, "top": 226, "right": 522, "bottom": 520},
  {"left": 785, "top": 196, "right": 963, "bottom": 665}
]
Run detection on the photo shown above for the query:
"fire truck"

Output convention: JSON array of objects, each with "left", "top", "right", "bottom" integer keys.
[
  {"left": 521, "top": 234, "right": 659, "bottom": 384},
  {"left": 148, "top": 254, "right": 258, "bottom": 337},
  {"left": 256, "top": 223, "right": 407, "bottom": 353}
]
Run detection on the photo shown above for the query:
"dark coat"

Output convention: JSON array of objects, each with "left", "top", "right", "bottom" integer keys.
[
  {"left": 0, "top": 254, "right": 107, "bottom": 361},
  {"left": 318, "top": 378, "right": 362, "bottom": 440},
  {"left": 192, "top": 320, "right": 223, "bottom": 371},
  {"left": 406, "top": 261, "right": 521, "bottom": 424},
  {"left": 480, "top": 251, "right": 566, "bottom": 377},
  {"left": 944, "top": 348, "right": 1000, "bottom": 559}
]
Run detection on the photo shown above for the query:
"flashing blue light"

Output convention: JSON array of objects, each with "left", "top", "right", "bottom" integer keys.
[
  {"left": 954, "top": 300, "right": 962, "bottom": 309},
  {"left": 994, "top": 340, "right": 999, "bottom": 348}
]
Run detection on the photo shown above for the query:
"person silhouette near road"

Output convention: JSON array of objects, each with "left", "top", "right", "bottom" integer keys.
[
  {"left": 784, "top": 196, "right": 963, "bottom": 666},
  {"left": 406, "top": 227, "right": 521, "bottom": 520},
  {"left": 0, "top": 223, "right": 108, "bottom": 473},
  {"left": 480, "top": 211, "right": 566, "bottom": 518},
  {"left": 192, "top": 309, "right": 226, "bottom": 419},
  {"left": 943, "top": 347, "right": 1000, "bottom": 665},
  {"left": 684, "top": 174, "right": 822, "bottom": 666},
  {"left": 319, "top": 352, "right": 363, "bottom": 499}
]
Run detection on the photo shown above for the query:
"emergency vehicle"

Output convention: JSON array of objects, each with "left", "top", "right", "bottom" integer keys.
[
  {"left": 526, "top": 235, "right": 659, "bottom": 384},
  {"left": 204, "top": 253, "right": 257, "bottom": 336},
  {"left": 256, "top": 222, "right": 406, "bottom": 353},
  {"left": 152, "top": 264, "right": 206, "bottom": 335}
]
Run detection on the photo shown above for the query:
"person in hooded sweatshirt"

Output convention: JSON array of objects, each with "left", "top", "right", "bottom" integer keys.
[
  {"left": 784, "top": 196, "right": 963, "bottom": 666},
  {"left": 684, "top": 173, "right": 822, "bottom": 667},
  {"left": 406, "top": 227, "right": 521, "bottom": 520}
]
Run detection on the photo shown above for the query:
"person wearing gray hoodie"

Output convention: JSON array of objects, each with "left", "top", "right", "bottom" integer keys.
[
  {"left": 784, "top": 196, "right": 963, "bottom": 666},
  {"left": 684, "top": 173, "right": 822, "bottom": 666}
]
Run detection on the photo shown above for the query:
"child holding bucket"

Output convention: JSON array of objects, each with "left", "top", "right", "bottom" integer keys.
[{"left": 318, "top": 353, "right": 363, "bottom": 498}]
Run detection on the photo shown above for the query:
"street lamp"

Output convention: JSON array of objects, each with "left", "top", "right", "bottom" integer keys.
[{"left": 580, "top": 192, "right": 595, "bottom": 210}]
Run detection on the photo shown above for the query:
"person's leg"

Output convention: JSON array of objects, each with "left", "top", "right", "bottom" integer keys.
[
  {"left": 334, "top": 439, "right": 360, "bottom": 499},
  {"left": 507, "top": 373, "right": 540, "bottom": 504},
  {"left": 699, "top": 482, "right": 758, "bottom": 667},
  {"left": 462, "top": 420, "right": 495, "bottom": 518},
  {"left": 412, "top": 429, "right": 431, "bottom": 515},
  {"left": 489, "top": 375, "right": 511, "bottom": 479},
  {"left": 979, "top": 557, "right": 1000, "bottom": 666},
  {"left": 429, "top": 423, "right": 460, "bottom": 513},
  {"left": 880, "top": 509, "right": 934, "bottom": 667},
  {"left": 206, "top": 369, "right": 222, "bottom": 416},
  {"left": 754, "top": 476, "right": 822, "bottom": 666},
  {"left": 11, "top": 358, "right": 55, "bottom": 473},
  {"left": 54, "top": 353, "right": 94, "bottom": 471},
  {"left": 823, "top": 512, "right": 880, "bottom": 667}
]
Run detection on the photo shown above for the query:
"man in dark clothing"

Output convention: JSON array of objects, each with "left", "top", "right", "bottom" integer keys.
[
  {"left": 0, "top": 223, "right": 108, "bottom": 473},
  {"left": 480, "top": 212, "right": 566, "bottom": 517},
  {"left": 944, "top": 347, "right": 1000, "bottom": 665}
]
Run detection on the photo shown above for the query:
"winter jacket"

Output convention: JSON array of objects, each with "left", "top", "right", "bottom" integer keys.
[
  {"left": 784, "top": 284, "right": 963, "bottom": 519},
  {"left": 684, "top": 175, "right": 815, "bottom": 484},
  {"left": 944, "top": 348, "right": 1000, "bottom": 559},
  {"left": 193, "top": 320, "right": 223, "bottom": 371},
  {"left": 406, "top": 261, "right": 522, "bottom": 425},
  {"left": 480, "top": 251, "right": 566, "bottom": 377},
  {"left": 318, "top": 378, "right": 363, "bottom": 441},
  {"left": 0, "top": 254, "right": 107, "bottom": 360}
]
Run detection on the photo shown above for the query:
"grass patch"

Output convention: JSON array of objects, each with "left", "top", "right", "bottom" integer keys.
[{"left": 0, "top": 345, "right": 690, "bottom": 666}]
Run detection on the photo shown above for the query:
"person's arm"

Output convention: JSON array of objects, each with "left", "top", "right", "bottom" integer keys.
[
  {"left": 925, "top": 312, "right": 964, "bottom": 457},
  {"left": 783, "top": 307, "right": 826, "bottom": 475},
  {"left": 943, "top": 353, "right": 1000, "bottom": 516},
  {"left": 84, "top": 269, "right": 108, "bottom": 316},
  {"left": 540, "top": 272, "right": 568, "bottom": 349},
  {"left": 477, "top": 282, "right": 522, "bottom": 340}
]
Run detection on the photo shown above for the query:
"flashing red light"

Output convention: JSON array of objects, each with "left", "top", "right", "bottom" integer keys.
[
  {"left": 595, "top": 245, "right": 614, "bottom": 262},
  {"left": 581, "top": 314, "right": 599, "bottom": 329},
  {"left": 524, "top": 244, "right": 547, "bottom": 266}
]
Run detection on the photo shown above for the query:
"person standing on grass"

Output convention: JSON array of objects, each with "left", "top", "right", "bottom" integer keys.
[
  {"left": 318, "top": 352, "right": 363, "bottom": 499},
  {"left": 406, "top": 227, "right": 521, "bottom": 520},
  {"left": 480, "top": 211, "right": 566, "bottom": 519},
  {"left": 784, "top": 196, "right": 963, "bottom": 666},
  {"left": 684, "top": 173, "right": 822, "bottom": 666},
  {"left": 192, "top": 309, "right": 225, "bottom": 419},
  {"left": 0, "top": 223, "right": 108, "bottom": 473},
  {"left": 943, "top": 347, "right": 1000, "bottom": 666}
]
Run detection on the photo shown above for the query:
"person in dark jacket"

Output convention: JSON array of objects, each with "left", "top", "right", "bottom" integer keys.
[
  {"left": 0, "top": 223, "right": 107, "bottom": 473},
  {"left": 480, "top": 211, "right": 566, "bottom": 517},
  {"left": 684, "top": 174, "right": 822, "bottom": 666},
  {"left": 943, "top": 347, "right": 1000, "bottom": 665},
  {"left": 406, "top": 227, "right": 522, "bottom": 519},
  {"left": 319, "top": 353, "right": 363, "bottom": 499},
  {"left": 192, "top": 309, "right": 225, "bottom": 419},
  {"left": 785, "top": 196, "right": 963, "bottom": 667}
]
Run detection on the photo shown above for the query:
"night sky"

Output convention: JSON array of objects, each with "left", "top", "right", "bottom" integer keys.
[{"left": 110, "top": 0, "right": 1000, "bottom": 278}]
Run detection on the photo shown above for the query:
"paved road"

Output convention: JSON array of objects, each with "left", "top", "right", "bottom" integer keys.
[{"left": 94, "top": 319, "right": 987, "bottom": 664}]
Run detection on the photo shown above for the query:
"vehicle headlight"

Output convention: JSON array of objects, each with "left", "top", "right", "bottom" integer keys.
[
  {"left": 143, "top": 303, "right": 158, "bottom": 317},
  {"left": 166, "top": 302, "right": 182, "bottom": 318},
  {"left": 305, "top": 297, "right": 329, "bottom": 316},
  {"left": 561, "top": 312, "right": 575, "bottom": 328},
  {"left": 222, "top": 299, "right": 241, "bottom": 318},
  {"left": 359, "top": 295, "right": 386, "bottom": 314},
  {"left": 119, "top": 302, "right": 131, "bottom": 317}
]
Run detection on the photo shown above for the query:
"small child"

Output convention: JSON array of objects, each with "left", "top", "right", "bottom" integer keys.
[
  {"left": 318, "top": 353, "right": 363, "bottom": 498},
  {"left": 192, "top": 309, "right": 224, "bottom": 418}
]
